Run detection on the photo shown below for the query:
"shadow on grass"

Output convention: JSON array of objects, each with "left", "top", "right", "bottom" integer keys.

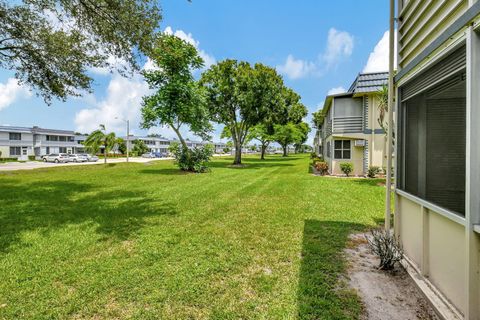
[
  {"left": 208, "top": 156, "right": 297, "bottom": 170},
  {"left": 298, "top": 220, "right": 367, "bottom": 320},
  {"left": 0, "top": 179, "right": 177, "bottom": 252},
  {"left": 352, "top": 178, "right": 386, "bottom": 187}
]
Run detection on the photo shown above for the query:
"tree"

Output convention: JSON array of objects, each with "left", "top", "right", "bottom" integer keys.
[
  {"left": 84, "top": 125, "right": 121, "bottom": 164},
  {"left": 117, "top": 138, "right": 127, "bottom": 154},
  {"left": 293, "top": 122, "right": 311, "bottom": 153},
  {"left": 200, "top": 60, "right": 285, "bottom": 165},
  {"left": 0, "top": 0, "right": 161, "bottom": 104},
  {"left": 247, "top": 124, "right": 274, "bottom": 160},
  {"left": 376, "top": 85, "right": 395, "bottom": 144},
  {"left": 141, "top": 34, "right": 212, "bottom": 150},
  {"left": 273, "top": 123, "right": 303, "bottom": 157},
  {"left": 131, "top": 139, "right": 149, "bottom": 156}
]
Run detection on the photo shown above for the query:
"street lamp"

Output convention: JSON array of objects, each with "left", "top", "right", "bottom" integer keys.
[{"left": 115, "top": 117, "right": 130, "bottom": 163}]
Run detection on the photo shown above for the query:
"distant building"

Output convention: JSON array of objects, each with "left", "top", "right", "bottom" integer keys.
[
  {"left": 0, "top": 126, "right": 86, "bottom": 160},
  {"left": 314, "top": 72, "right": 389, "bottom": 176}
]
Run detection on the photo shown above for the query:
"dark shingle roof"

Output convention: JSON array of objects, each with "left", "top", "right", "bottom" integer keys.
[{"left": 348, "top": 72, "right": 388, "bottom": 94}]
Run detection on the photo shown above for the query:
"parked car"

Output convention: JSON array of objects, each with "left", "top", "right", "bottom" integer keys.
[
  {"left": 78, "top": 153, "right": 99, "bottom": 162},
  {"left": 42, "top": 153, "right": 70, "bottom": 163},
  {"left": 142, "top": 153, "right": 155, "bottom": 158},
  {"left": 68, "top": 154, "right": 88, "bottom": 162}
]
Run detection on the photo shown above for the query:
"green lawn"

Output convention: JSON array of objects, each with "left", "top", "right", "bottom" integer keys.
[{"left": 0, "top": 155, "right": 384, "bottom": 319}]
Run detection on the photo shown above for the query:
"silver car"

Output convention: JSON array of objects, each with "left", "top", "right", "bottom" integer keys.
[
  {"left": 68, "top": 154, "right": 88, "bottom": 162},
  {"left": 42, "top": 153, "right": 70, "bottom": 163},
  {"left": 78, "top": 153, "right": 99, "bottom": 162}
]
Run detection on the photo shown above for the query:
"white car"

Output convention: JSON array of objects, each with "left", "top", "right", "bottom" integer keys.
[
  {"left": 78, "top": 153, "right": 99, "bottom": 162},
  {"left": 68, "top": 154, "right": 88, "bottom": 162},
  {"left": 42, "top": 153, "right": 70, "bottom": 163}
]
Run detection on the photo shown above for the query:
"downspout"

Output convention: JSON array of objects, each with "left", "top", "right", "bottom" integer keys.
[{"left": 385, "top": 0, "right": 395, "bottom": 231}]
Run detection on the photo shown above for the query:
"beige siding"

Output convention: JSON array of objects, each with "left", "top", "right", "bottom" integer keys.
[
  {"left": 428, "top": 211, "right": 466, "bottom": 313},
  {"left": 398, "top": 196, "right": 423, "bottom": 266},
  {"left": 398, "top": 0, "right": 468, "bottom": 68}
]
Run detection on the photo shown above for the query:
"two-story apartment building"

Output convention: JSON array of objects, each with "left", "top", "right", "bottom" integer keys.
[
  {"left": 314, "top": 72, "right": 388, "bottom": 176},
  {"left": 393, "top": 1, "right": 480, "bottom": 319},
  {"left": 0, "top": 126, "right": 86, "bottom": 160},
  {"left": 128, "top": 136, "right": 228, "bottom": 155}
]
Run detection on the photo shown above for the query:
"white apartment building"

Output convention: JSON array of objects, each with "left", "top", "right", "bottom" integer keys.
[{"left": 0, "top": 126, "right": 86, "bottom": 160}]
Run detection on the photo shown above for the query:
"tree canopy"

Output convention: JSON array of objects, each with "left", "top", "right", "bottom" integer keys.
[
  {"left": 247, "top": 124, "right": 274, "bottom": 160},
  {"left": 84, "top": 125, "right": 121, "bottom": 163},
  {"left": 141, "top": 34, "right": 212, "bottom": 149},
  {"left": 200, "top": 60, "right": 286, "bottom": 165},
  {"left": 0, "top": 0, "right": 162, "bottom": 103}
]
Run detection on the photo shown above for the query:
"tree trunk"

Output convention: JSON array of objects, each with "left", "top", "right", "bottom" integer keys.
[
  {"left": 234, "top": 140, "right": 242, "bottom": 165},
  {"left": 171, "top": 126, "right": 188, "bottom": 150},
  {"left": 260, "top": 144, "right": 266, "bottom": 160},
  {"left": 282, "top": 145, "right": 288, "bottom": 157},
  {"left": 104, "top": 147, "right": 107, "bottom": 164}
]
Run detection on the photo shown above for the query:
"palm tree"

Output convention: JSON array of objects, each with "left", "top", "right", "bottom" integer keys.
[{"left": 84, "top": 125, "right": 121, "bottom": 164}]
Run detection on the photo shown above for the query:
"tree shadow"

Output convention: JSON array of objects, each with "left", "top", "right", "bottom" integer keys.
[
  {"left": 0, "top": 179, "right": 177, "bottom": 252},
  {"left": 352, "top": 178, "right": 386, "bottom": 187},
  {"left": 297, "top": 220, "right": 367, "bottom": 320}
]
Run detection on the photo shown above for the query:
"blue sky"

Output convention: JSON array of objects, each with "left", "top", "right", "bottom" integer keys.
[{"left": 0, "top": 0, "right": 392, "bottom": 143}]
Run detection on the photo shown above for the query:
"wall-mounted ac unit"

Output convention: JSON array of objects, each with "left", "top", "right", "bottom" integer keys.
[{"left": 354, "top": 140, "right": 365, "bottom": 147}]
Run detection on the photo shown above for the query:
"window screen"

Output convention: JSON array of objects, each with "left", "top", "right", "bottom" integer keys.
[
  {"left": 9, "top": 133, "right": 21, "bottom": 140},
  {"left": 334, "top": 140, "right": 351, "bottom": 159},
  {"left": 400, "top": 72, "right": 465, "bottom": 216},
  {"left": 9, "top": 147, "right": 21, "bottom": 155}
]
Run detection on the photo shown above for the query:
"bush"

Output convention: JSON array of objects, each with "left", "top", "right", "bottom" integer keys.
[
  {"left": 311, "top": 157, "right": 324, "bottom": 165},
  {"left": 310, "top": 152, "right": 317, "bottom": 159},
  {"left": 0, "top": 158, "right": 18, "bottom": 163},
  {"left": 28, "top": 155, "right": 36, "bottom": 161},
  {"left": 367, "top": 166, "right": 380, "bottom": 178},
  {"left": 340, "top": 162, "right": 353, "bottom": 177},
  {"left": 169, "top": 142, "right": 214, "bottom": 173},
  {"left": 314, "top": 161, "right": 329, "bottom": 175},
  {"left": 366, "top": 228, "right": 404, "bottom": 270}
]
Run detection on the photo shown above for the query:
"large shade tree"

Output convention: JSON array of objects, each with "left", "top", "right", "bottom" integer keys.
[
  {"left": 200, "top": 60, "right": 285, "bottom": 165},
  {"left": 0, "top": 0, "right": 161, "bottom": 103},
  {"left": 141, "top": 34, "right": 212, "bottom": 149}
]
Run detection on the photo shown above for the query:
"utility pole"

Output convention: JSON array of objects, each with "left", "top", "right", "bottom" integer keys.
[
  {"left": 385, "top": 0, "right": 395, "bottom": 231},
  {"left": 126, "top": 119, "right": 129, "bottom": 163}
]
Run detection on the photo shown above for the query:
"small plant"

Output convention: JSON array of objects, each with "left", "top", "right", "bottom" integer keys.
[
  {"left": 340, "top": 162, "right": 353, "bottom": 177},
  {"left": 367, "top": 166, "right": 380, "bottom": 178},
  {"left": 310, "top": 152, "right": 317, "bottom": 159},
  {"left": 314, "top": 161, "right": 329, "bottom": 175},
  {"left": 311, "top": 157, "right": 324, "bottom": 166},
  {"left": 366, "top": 228, "right": 403, "bottom": 270},
  {"left": 169, "top": 142, "right": 214, "bottom": 173}
]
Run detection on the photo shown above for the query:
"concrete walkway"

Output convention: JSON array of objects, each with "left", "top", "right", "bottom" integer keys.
[{"left": 0, "top": 157, "right": 173, "bottom": 171}]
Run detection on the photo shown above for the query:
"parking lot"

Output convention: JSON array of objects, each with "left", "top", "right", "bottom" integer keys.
[{"left": 0, "top": 157, "right": 173, "bottom": 171}]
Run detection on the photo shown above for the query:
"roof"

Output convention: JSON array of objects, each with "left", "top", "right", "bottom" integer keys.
[
  {"left": 348, "top": 71, "right": 388, "bottom": 94},
  {"left": 0, "top": 125, "right": 75, "bottom": 135}
]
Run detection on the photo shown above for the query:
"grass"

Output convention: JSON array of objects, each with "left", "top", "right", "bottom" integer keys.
[{"left": 0, "top": 154, "right": 384, "bottom": 319}]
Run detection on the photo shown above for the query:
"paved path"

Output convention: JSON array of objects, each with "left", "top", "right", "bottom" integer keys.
[{"left": 0, "top": 157, "right": 173, "bottom": 172}]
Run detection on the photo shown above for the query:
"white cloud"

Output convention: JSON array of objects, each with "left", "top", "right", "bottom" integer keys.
[
  {"left": 327, "top": 86, "right": 346, "bottom": 95},
  {"left": 0, "top": 78, "right": 32, "bottom": 111},
  {"left": 74, "top": 72, "right": 150, "bottom": 134},
  {"left": 363, "top": 30, "right": 397, "bottom": 73},
  {"left": 164, "top": 26, "right": 216, "bottom": 69},
  {"left": 278, "top": 28, "right": 354, "bottom": 80},
  {"left": 276, "top": 55, "right": 316, "bottom": 80},
  {"left": 323, "top": 28, "right": 354, "bottom": 68}
]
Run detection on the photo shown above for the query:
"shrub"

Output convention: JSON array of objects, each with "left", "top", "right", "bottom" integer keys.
[
  {"left": 169, "top": 142, "right": 214, "bottom": 173},
  {"left": 311, "top": 157, "right": 324, "bottom": 165},
  {"left": 314, "top": 161, "right": 329, "bottom": 175},
  {"left": 340, "top": 162, "right": 353, "bottom": 177},
  {"left": 28, "top": 155, "right": 36, "bottom": 161},
  {"left": 310, "top": 152, "right": 317, "bottom": 159},
  {"left": 367, "top": 166, "right": 380, "bottom": 178},
  {"left": 0, "top": 158, "right": 18, "bottom": 163},
  {"left": 366, "top": 228, "right": 404, "bottom": 270}
]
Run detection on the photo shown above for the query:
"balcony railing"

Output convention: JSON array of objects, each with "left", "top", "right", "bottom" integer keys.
[{"left": 333, "top": 116, "right": 363, "bottom": 134}]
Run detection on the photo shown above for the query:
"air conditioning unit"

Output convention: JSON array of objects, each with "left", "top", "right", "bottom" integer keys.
[{"left": 354, "top": 140, "right": 365, "bottom": 147}]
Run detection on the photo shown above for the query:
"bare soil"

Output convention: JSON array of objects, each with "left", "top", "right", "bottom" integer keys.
[{"left": 345, "top": 233, "right": 439, "bottom": 320}]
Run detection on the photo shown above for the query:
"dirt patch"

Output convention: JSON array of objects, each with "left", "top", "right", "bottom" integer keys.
[{"left": 345, "top": 233, "right": 439, "bottom": 320}]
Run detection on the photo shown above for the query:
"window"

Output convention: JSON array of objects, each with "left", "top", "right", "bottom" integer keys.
[
  {"left": 326, "top": 141, "right": 331, "bottom": 157},
  {"left": 59, "top": 147, "right": 67, "bottom": 153},
  {"left": 9, "top": 133, "right": 21, "bottom": 140},
  {"left": 9, "top": 147, "right": 21, "bottom": 155},
  {"left": 399, "top": 72, "right": 466, "bottom": 216},
  {"left": 59, "top": 136, "right": 67, "bottom": 142},
  {"left": 46, "top": 147, "right": 50, "bottom": 154},
  {"left": 334, "top": 140, "right": 351, "bottom": 159},
  {"left": 46, "top": 135, "right": 58, "bottom": 141}
]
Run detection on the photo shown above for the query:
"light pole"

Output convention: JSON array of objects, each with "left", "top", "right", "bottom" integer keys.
[{"left": 116, "top": 117, "right": 130, "bottom": 163}]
